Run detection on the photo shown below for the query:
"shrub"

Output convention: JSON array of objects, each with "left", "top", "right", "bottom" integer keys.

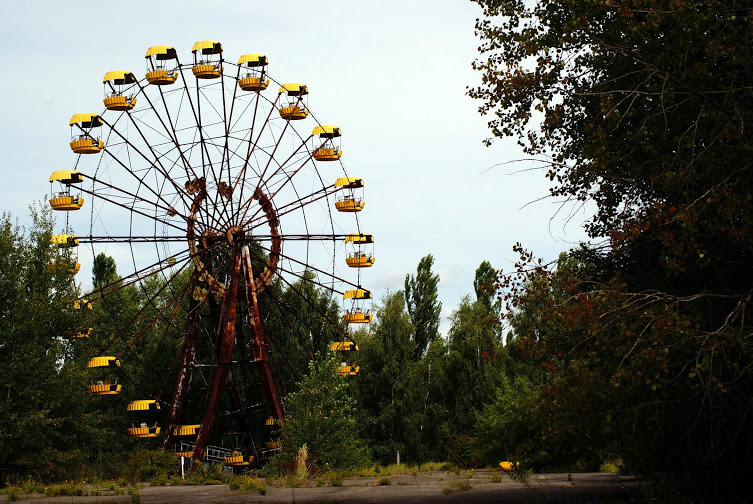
[{"left": 123, "top": 450, "right": 177, "bottom": 485}]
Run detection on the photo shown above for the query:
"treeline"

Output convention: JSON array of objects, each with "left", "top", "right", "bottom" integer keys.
[
  {"left": 0, "top": 206, "right": 508, "bottom": 483},
  {"left": 3, "top": 204, "right": 607, "bottom": 485}
]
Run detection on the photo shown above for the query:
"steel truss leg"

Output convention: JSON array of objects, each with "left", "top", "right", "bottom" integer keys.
[
  {"left": 242, "top": 245, "right": 285, "bottom": 421},
  {"left": 161, "top": 272, "right": 202, "bottom": 450},
  {"left": 192, "top": 247, "right": 242, "bottom": 462}
]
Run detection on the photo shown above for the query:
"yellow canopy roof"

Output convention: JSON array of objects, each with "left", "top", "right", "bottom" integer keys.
[
  {"left": 312, "top": 125, "right": 341, "bottom": 137},
  {"left": 345, "top": 233, "right": 374, "bottom": 244},
  {"left": 49, "top": 170, "right": 83, "bottom": 184},
  {"left": 69, "top": 113, "right": 103, "bottom": 127},
  {"left": 330, "top": 341, "right": 359, "bottom": 351},
  {"left": 344, "top": 289, "right": 372, "bottom": 300},
  {"left": 87, "top": 356, "right": 120, "bottom": 368},
  {"left": 103, "top": 70, "right": 136, "bottom": 84},
  {"left": 127, "top": 400, "right": 161, "bottom": 411},
  {"left": 145, "top": 45, "right": 177, "bottom": 59},
  {"left": 238, "top": 53, "right": 267, "bottom": 66},
  {"left": 50, "top": 234, "right": 79, "bottom": 246},
  {"left": 279, "top": 83, "right": 308, "bottom": 95},
  {"left": 335, "top": 177, "right": 363, "bottom": 188},
  {"left": 173, "top": 424, "right": 201, "bottom": 436},
  {"left": 192, "top": 40, "right": 222, "bottom": 54}
]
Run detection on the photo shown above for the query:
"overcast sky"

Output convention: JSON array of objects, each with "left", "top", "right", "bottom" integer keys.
[{"left": 0, "top": 0, "right": 592, "bottom": 333}]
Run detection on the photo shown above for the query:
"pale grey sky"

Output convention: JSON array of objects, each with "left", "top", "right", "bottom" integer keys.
[{"left": 0, "top": 0, "right": 591, "bottom": 333}]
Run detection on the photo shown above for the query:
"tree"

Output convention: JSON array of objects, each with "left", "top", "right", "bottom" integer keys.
[
  {"left": 446, "top": 296, "right": 504, "bottom": 434},
  {"left": 470, "top": 1, "right": 753, "bottom": 498},
  {"left": 277, "top": 352, "right": 368, "bottom": 470},
  {"left": 92, "top": 253, "right": 117, "bottom": 289},
  {"left": 404, "top": 255, "right": 441, "bottom": 360},
  {"left": 353, "top": 291, "right": 416, "bottom": 463},
  {"left": 0, "top": 207, "right": 97, "bottom": 481},
  {"left": 473, "top": 260, "right": 496, "bottom": 312}
]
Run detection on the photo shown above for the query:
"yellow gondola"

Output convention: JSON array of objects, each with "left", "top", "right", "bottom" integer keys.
[
  {"left": 265, "top": 441, "right": 281, "bottom": 450},
  {"left": 237, "top": 53, "right": 269, "bottom": 91},
  {"left": 278, "top": 83, "right": 309, "bottom": 120},
  {"left": 87, "top": 356, "right": 121, "bottom": 395},
  {"left": 344, "top": 233, "right": 375, "bottom": 268},
  {"left": 173, "top": 424, "right": 201, "bottom": 437},
  {"left": 51, "top": 234, "right": 79, "bottom": 247},
  {"left": 342, "top": 289, "right": 373, "bottom": 324},
  {"left": 331, "top": 341, "right": 360, "bottom": 376},
  {"left": 49, "top": 170, "right": 84, "bottom": 211},
  {"left": 72, "top": 298, "right": 93, "bottom": 311},
  {"left": 312, "top": 125, "right": 342, "bottom": 161},
  {"left": 69, "top": 113, "right": 104, "bottom": 154},
  {"left": 103, "top": 71, "right": 138, "bottom": 111},
  {"left": 47, "top": 261, "right": 82, "bottom": 273},
  {"left": 49, "top": 233, "right": 80, "bottom": 274},
  {"left": 145, "top": 46, "right": 178, "bottom": 85},
  {"left": 334, "top": 177, "right": 365, "bottom": 212},
  {"left": 69, "top": 327, "right": 93, "bottom": 339},
  {"left": 330, "top": 341, "right": 359, "bottom": 352},
  {"left": 337, "top": 364, "right": 360, "bottom": 376},
  {"left": 223, "top": 451, "right": 254, "bottom": 466},
  {"left": 127, "top": 400, "right": 162, "bottom": 438},
  {"left": 192, "top": 40, "right": 223, "bottom": 79}
]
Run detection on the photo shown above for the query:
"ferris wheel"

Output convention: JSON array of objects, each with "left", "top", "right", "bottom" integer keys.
[{"left": 47, "top": 41, "right": 375, "bottom": 465}]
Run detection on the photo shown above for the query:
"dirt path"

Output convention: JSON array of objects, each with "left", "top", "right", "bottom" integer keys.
[{"left": 3, "top": 471, "right": 640, "bottom": 503}]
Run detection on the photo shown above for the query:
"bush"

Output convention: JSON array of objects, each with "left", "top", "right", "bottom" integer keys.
[
  {"left": 328, "top": 471, "right": 344, "bottom": 487},
  {"left": 123, "top": 450, "right": 176, "bottom": 485},
  {"left": 447, "top": 433, "right": 483, "bottom": 468}
]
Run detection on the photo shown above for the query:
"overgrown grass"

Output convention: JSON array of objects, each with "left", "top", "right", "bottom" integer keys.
[
  {"left": 441, "top": 477, "right": 473, "bottom": 495},
  {"left": 182, "top": 462, "right": 233, "bottom": 485},
  {"left": 599, "top": 459, "right": 624, "bottom": 473},
  {"left": 328, "top": 471, "right": 344, "bottom": 487},
  {"left": 377, "top": 476, "right": 392, "bottom": 486},
  {"left": 0, "top": 480, "right": 130, "bottom": 501},
  {"left": 381, "top": 462, "right": 453, "bottom": 474}
]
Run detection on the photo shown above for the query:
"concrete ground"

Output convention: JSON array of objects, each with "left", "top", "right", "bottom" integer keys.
[{"left": 2, "top": 470, "right": 641, "bottom": 504}]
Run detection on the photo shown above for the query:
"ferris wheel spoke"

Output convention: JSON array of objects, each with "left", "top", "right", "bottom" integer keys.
[
  {"left": 131, "top": 281, "right": 191, "bottom": 396},
  {"left": 97, "top": 251, "right": 196, "bottom": 354},
  {"left": 176, "top": 64, "right": 222, "bottom": 205},
  {"left": 239, "top": 142, "right": 327, "bottom": 227},
  {"left": 233, "top": 93, "right": 280, "bottom": 208},
  {"left": 136, "top": 80, "right": 206, "bottom": 186},
  {"left": 115, "top": 272, "right": 194, "bottom": 361},
  {"left": 78, "top": 183, "right": 187, "bottom": 234},
  {"left": 244, "top": 246, "right": 348, "bottom": 337},
  {"left": 79, "top": 244, "right": 201, "bottom": 303},
  {"left": 247, "top": 184, "right": 338, "bottom": 229},
  {"left": 111, "top": 113, "right": 194, "bottom": 210},
  {"left": 253, "top": 233, "right": 346, "bottom": 241},
  {"left": 215, "top": 70, "right": 237, "bottom": 225},
  {"left": 251, "top": 240, "right": 359, "bottom": 291},
  {"left": 97, "top": 143, "right": 190, "bottom": 218},
  {"left": 81, "top": 172, "right": 187, "bottom": 222},
  {"left": 258, "top": 285, "right": 319, "bottom": 366},
  {"left": 79, "top": 236, "right": 187, "bottom": 243},
  {"left": 153, "top": 82, "right": 227, "bottom": 231}
]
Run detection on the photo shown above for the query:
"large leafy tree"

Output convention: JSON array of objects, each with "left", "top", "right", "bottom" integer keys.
[
  {"left": 277, "top": 352, "right": 368, "bottom": 470},
  {"left": 404, "top": 254, "right": 442, "bottom": 360},
  {"left": 353, "top": 291, "right": 416, "bottom": 463},
  {"left": 0, "top": 207, "right": 99, "bottom": 481},
  {"left": 471, "top": 0, "right": 753, "bottom": 499}
]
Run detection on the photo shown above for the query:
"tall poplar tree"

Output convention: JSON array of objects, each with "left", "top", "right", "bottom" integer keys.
[{"left": 404, "top": 255, "right": 441, "bottom": 360}]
